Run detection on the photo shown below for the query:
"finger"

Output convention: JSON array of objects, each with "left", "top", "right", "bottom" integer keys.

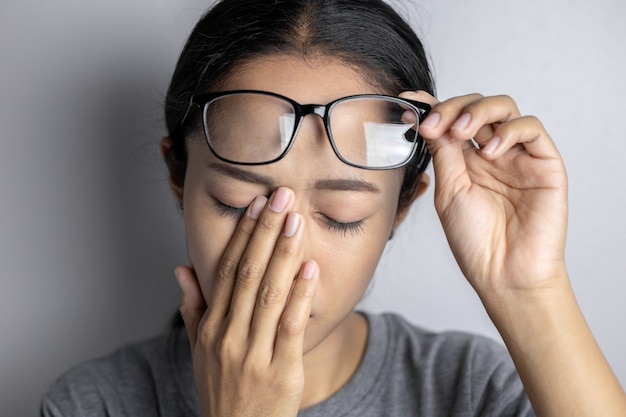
[
  {"left": 473, "top": 123, "right": 496, "bottom": 146},
  {"left": 406, "top": 92, "right": 495, "bottom": 150},
  {"left": 447, "top": 95, "right": 522, "bottom": 143},
  {"left": 420, "top": 93, "right": 485, "bottom": 139},
  {"left": 248, "top": 211, "right": 305, "bottom": 354},
  {"left": 400, "top": 92, "right": 478, "bottom": 155},
  {"left": 418, "top": 94, "right": 522, "bottom": 205},
  {"left": 420, "top": 125, "right": 473, "bottom": 206},
  {"left": 400, "top": 92, "right": 473, "bottom": 202},
  {"left": 176, "top": 266, "right": 206, "bottom": 348},
  {"left": 206, "top": 195, "right": 268, "bottom": 322},
  {"left": 227, "top": 187, "right": 296, "bottom": 330},
  {"left": 273, "top": 260, "right": 319, "bottom": 365},
  {"left": 482, "top": 115, "right": 561, "bottom": 161},
  {"left": 399, "top": 90, "right": 437, "bottom": 127},
  {"left": 398, "top": 90, "right": 438, "bottom": 107}
]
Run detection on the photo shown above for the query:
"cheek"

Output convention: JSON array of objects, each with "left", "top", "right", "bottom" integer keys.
[
  {"left": 309, "top": 214, "right": 394, "bottom": 315},
  {"left": 183, "top": 194, "right": 238, "bottom": 302}
]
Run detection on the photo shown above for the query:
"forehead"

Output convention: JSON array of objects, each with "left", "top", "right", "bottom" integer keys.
[{"left": 218, "top": 55, "right": 383, "bottom": 102}]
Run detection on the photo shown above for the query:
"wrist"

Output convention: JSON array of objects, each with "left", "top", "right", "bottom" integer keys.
[
  {"left": 479, "top": 272, "right": 626, "bottom": 417},
  {"left": 478, "top": 268, "right": 574, "bottom": 338},
  {"left": 475, "top": 260, "right": 570, "bottom": 314}
]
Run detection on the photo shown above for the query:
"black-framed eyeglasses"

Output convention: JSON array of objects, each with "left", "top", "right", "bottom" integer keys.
[{"left": 175, "top": 90, "right": 431, "bottom": 170}]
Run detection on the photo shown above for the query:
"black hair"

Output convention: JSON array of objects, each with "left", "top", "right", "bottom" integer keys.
[{"left": 163, "top": 0, "right": 435, "bottom": 217}]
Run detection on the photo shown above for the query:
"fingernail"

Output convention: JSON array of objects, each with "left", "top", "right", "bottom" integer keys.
[
  {"left": 249, "top": 196, "right": 268, "bottom": 219},
  {"left": 451, "top": 113, "right": 471, "bottom": 130},
  {"left": 482, "top": 136, "right": 501, "bottom": 155},
  {"left": 420, "top": 112, "right": 440, "bottom": 129},
  {"left": 269, "top": 188, "right": 290, "bottom": 213},
  {"left": 301, "top": 260, "right": 318, "bottom": 280},
  {"left": 401, "top": 109, "right": 417, "bottom": 124},
  {"left": 284, "top": 212, "right": 301, "bottom": 237}
]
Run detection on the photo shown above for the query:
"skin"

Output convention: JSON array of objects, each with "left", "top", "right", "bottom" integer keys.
[
  {"left": 165, "top": 56, "right": 425, "bottom": 414},
  {"left": 163, "top": 55, "right": 626, "bottom": 416}
]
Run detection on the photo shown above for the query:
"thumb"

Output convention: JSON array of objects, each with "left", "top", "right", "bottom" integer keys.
[
  {"left": 401, "top": 90, "right": 472, "bottom": 208},
  {"left": 175, "top": 266, "right": 206, "bottom": 348},
  {"left": 421, "top": 127, "right": 472, "bottom": 208}
]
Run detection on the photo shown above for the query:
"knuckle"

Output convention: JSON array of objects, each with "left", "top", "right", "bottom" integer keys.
[
  {"left": 274, "top": 240, "right": 299, "bottom": 257},
  {"left": 467, "top": 92, "right": 485, "bottom": 102},
  {"left": 257, "top": 283, "right": 285, "bottom": 309},
  {"left": 241, "top": 352, "right": 266, "bottom": 376},
  {"left": 280, "top": 316, "right": 306, "bottom": 337},
  {"left": 290, "top": 281, "right": 315, "bottom": 300},
  {"left": 272, "top": 372, "right": 304, "bottom": 395},
  {"left": 497, "top": 115, "right": 543, "bottom": 137},
  {"left": 213, "top": 332, "right": 237, "bottom": 360},
  {"left": 257, "top": 283, "right": 284, "bottom": 308},
  {"left": 495, "top": 93, "right": 513, "bottom": 102},
  {"left": 522, "top": 114, "right": 542, "bottom": 126},
  {"left": 461, "top": 94, "right": 485, "bottom": 111},
  {"left": 213, "top": 337, "right": 229, "bottom": 359},
  {"left": 496, "top": 94, "right": 520, "bottom": 116},
  {"left": 217, "top": 255, "right": 239, "bottom": 283},
  {"left": 256, "top": 211, "right": 280, "bottom": 233},
  {"left": 197, "top": 320, "right": 217, "bottom": 348},
  {"left": 237, "top": 259, "right": 265, "bottom": 287},
  {"left": 204, "top": 302, "right": 225, "bottom": 325},
  {"left": 237, "top": 217, "right": 256, "bottom": 237}
]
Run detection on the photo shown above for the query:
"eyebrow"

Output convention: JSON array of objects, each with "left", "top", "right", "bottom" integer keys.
[
  {"left": 208, "top": 163, "right": 276, "bottom": 187},
  {"left": 207, "top": 163, "right": 380, "bottom": 193},
  {"left": 314, "top": 178, "right": 380, "bottom": 193}
]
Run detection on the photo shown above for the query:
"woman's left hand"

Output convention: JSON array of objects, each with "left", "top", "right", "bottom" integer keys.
[
  {"left": 401, "top": 92, "right": 568, "bottom": 299},
  {"left": 401, "top": 92, "right": 626, "bottom": 417}
]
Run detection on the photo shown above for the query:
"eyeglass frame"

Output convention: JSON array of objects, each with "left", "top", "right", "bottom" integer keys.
[{"left": 174, "top": 89, "right": 432, "bottom": 170}]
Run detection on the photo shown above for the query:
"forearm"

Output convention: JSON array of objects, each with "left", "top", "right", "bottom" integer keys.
[{"left": 482, "top": 276, "right": 626, "bottom": 417}]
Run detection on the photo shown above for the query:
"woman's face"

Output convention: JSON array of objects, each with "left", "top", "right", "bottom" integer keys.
[{"left": 179, "top": 55, "right": 416, "bottom": 352}]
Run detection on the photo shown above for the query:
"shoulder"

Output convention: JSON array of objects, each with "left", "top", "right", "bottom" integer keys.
[
  {"left": 40, "top": 328, "right": 198, "bottom": 417},
  {"left": 49, "top": 332, "right": 169, "bottom": 391},
  {"left": 362, "top": 311, "right": 534, "bottom": 416},
  {"left": 374, "top": 311, "right": 511, "bottom": 367}
]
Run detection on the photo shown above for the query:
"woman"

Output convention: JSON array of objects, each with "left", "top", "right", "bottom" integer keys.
[{"left": 41, "top": 0, "right": 626, "bottom": 416}]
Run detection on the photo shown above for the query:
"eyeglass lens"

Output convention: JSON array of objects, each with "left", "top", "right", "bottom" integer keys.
[{"left": 202, "top": 92, "right": 420, "bottom": 168}]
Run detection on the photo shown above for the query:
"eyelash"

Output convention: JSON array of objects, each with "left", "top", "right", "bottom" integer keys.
[
  {"left": 214, "top": 200, "right": 364, "bottom": 237},
  {"left": 215, "top": 201, "right": 247, "bottom": 218},
  {"left": 321, "top": 214, "right": 365, "bottom": 237}
]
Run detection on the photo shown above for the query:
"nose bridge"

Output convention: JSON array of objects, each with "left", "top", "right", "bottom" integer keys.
[
  {"left": 293, "top": 104, "right": 330, "bottom": 150},
  {"left": 301, "top": 104, "right": 326, "bottom": 120}
]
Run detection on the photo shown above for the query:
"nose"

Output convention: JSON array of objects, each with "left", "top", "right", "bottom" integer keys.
[
  {"left": 287, "top": 190, "right": 317, "bottom": 265},
  {"left": 301, "top": 104, "right": 327, "bottom": 119},
  {"left": 288, "top": 104, "right": 333, "bottom": 157},
  {"left": 297, "top": 104, "right": 330, "bottom": 142}
]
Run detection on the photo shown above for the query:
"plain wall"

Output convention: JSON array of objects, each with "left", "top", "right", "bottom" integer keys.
[{"left": 1, "top": 1, "right": 624, "bottom": 415}]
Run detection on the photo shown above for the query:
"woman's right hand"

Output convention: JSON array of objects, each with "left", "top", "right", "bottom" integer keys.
[{"left": 175, "top": 187, "right": 319, "bottom": 417}]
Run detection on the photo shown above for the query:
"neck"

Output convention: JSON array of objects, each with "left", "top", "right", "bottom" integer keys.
[{"left": 299, "top": 312, "right": 369, "bottom": 410}]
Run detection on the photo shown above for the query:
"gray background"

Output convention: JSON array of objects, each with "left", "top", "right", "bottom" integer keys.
[{"left": 1, "top": 1, "right": 624, "bottom": 415}]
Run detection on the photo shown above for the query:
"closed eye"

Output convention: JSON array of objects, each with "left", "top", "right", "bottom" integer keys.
[
  {"left": 319, "top": 213, "right": 364, "bottom": 237},
  {"left": 215, "top": 200, "right": 364, "bottom": 236},
  {"left": 215, "top": 200, "right": 247, "bottom": 218}
]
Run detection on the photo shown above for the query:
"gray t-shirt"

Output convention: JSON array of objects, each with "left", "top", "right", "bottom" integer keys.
[{"left": 41, "top": 311, "right": 535, "bottom": 416}]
